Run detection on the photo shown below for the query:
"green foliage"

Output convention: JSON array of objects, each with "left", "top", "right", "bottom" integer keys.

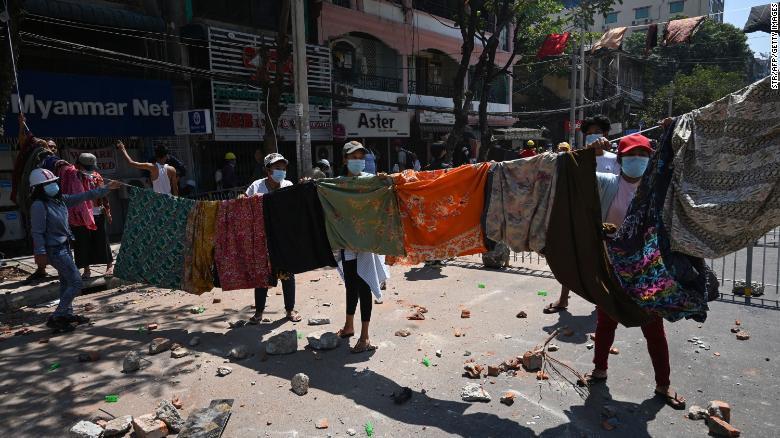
[{"left": 639, "top": 65, "right": 746, "bottom": 125}]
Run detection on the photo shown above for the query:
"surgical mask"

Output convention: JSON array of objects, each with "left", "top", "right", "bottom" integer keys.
[
  {"left": 347, "top": 159, "right": 365, "bottom": 175},
  {"left": 621, "top": 156, "right": 650, "bottom": 178},
  {"left": 43, "top": 183, "right": 60, "bottom": 197},
  {"left": 585, "top": 133, "right": 603, "bottom": 146},
  {"left": 271, "top": 169, "right": 286, "bottom": 183}
]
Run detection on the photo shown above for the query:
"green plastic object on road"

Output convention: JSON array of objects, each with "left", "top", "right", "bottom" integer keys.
[
  {"left": 105, "top": 395, "right": 119, "bottom": 403},
  {"left": 365, "top": 421, "right": 374, "bottom": 437},
  {"left": 477, "top": 283, "right": 486, "bottom": 289},
  {"left": 422, "top": 357, "right": 431, "bottom": 367},
  {"left": 537, "top": 290, "right": 548, "bottom": 296},
  {"left": 297, "top": 331, "right": 304, "bottom": 340},
  {"left": 48, "top": 362, "right": 60, "bottom": 372}
]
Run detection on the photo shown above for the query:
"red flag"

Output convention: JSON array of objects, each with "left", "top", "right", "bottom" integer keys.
[{"left": 536, "top": 32, "right": 570, "bottom": 59}]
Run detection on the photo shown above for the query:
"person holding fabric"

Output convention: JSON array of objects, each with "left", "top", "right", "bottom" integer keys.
[
  {"left": 73, "top": 153, "right": 114, "bottom": 277},
  {"left": 335, "top": 141, "right": 389, "bottom": 353},
  {"left": 28, "top": 168, "right": 120, "bottom": 331},
  {"left": 518, "top": 140, "right": 537, "bottom": 158},
  {"left": 245, "top": 153, "right": 301, "bottom": 323},
  {"left": 545, "top": 117, "right": 620, "bottom": 314},
  {"left": 426, "top": 141, "right": 452, "bottom": 171},
  {"left": 116, "top": 141, "right": 178, "bottom": 196},
  {"left": 556, "top": 142, "right": 571, "bottom": 152},
  {"left": 315, "top": 159, "right": 332, "bottom": 177},
  {"left": 580, "top": 134, "right": 686, "bottom": 410}
]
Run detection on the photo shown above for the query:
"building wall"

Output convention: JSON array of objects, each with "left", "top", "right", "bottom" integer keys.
[{"left": 589, "top": 0, "right": 724, "bottom": 32}]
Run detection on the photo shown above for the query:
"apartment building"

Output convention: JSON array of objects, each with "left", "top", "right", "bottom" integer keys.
[{"left": 589, "top": 0, "right": 724, "bottom": 33}]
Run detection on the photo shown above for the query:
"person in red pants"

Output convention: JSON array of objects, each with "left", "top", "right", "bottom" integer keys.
[{"left": 582, "top": 132, "right": 686, "bottom": 410}]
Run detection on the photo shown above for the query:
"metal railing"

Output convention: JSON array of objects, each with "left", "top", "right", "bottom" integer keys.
[
  {"left": 186, "top": 186, "right": 248, "bottom": 202},
  {"left": 408, "top": 80, "right": 454, "bottom": 98},
  {"left": 334, "top": 71, "right": 402, "bottom": 93}
]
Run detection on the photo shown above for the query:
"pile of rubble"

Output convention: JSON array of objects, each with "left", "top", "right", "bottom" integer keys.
[{"left": 688, "top": 400, "right": 741, "bottom": 437}]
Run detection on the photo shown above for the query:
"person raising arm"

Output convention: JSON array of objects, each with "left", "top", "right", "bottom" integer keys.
[{"left": 116, "top": 141, "right": 178, "bottom": 195}]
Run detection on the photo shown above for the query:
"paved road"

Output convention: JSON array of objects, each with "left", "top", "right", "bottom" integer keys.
[{"left": 1, "top": 256, "right": 778, "bottom": 437}]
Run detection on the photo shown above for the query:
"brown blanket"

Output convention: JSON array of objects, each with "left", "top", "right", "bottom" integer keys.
[{"left": 543, "top": 149, "right": 651, "bottom": 327}]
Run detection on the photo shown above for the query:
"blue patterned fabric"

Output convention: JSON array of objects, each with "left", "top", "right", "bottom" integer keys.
[{"left": 606, "top": 120, "right": 719, "bottom": 322}]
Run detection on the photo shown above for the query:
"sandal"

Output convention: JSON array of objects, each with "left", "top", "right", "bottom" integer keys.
[
  {"left": 24, "top": 270, "right": 50, "bottom": 285},
  {"left": 336, "top": 329, "right": 355, "bottom": 339},
  {"left": 579, "top": 372, "right": 608, "bottom": 386},
  {"left": 350, "top": 339, "right": 377, "bottom": 353},
  {"left": 655, "top": 389, "right": 686, "bottom": 410},
  {"left": 543, "top": 302, "right": 568, "bottom": 314},
  {"left": 248, "top": 315, "right": 270, "bottom": 325},
  {"left": 286, "top": 311, "right": 302, "bottom": 322}
]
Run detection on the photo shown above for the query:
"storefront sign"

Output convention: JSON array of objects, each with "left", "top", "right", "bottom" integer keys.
[
  {"left": 63, "top": 147, "right": 118, "bottom": 175},
  {"left": 4, "top": 71, "right": 174, "bottom": 137},
  {"left": 419, "top": 110, "right": 455, "bottom": 125},
  {"left": 338, "top": 109, "right": 410, "bottom": 138},
  {"left": 174, "top": 109, "right": 213, "bottom": 135},
  {"left": 208, "top": 27, "right": 332, "bottom": 142}
]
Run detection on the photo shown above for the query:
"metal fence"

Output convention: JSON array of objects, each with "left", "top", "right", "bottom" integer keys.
[{"left": 186, "top": 186, "right": 249, "bottom": 202}]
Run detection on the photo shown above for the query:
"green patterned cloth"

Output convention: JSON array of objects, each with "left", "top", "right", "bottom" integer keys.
[
  {"left": 316, "top": 175, "right": 405, "bottom": 256},
  {"left": 115, "top": 187, "right": 196, "bottom": 289}
]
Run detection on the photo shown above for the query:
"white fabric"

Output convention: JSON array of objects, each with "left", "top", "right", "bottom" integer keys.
[
  {"left": 151, "top": 163, "right": 173, "bottom": 194},
  {"left": 605, "top": 177, "right": 639, "bottom": 228},
  {"left": 245, "top": 178, "right": 293, "bottom": 196},
  {"left": 336, "top": 253, "right": 389, "bottom": 300},
  {"left": 343, "top": 249, "right": 357, "bottom": 261},
  {"left": 596, "top": 151, "right": 620, "bottom": 175}
]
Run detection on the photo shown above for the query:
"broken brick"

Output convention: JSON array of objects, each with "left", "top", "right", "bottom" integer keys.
[
  {"left": 171, "top": 397, "right": 183, "bottom": 409},
  {"left": 707, "top": 417, "right": 740, "bottom": 437},
  {"left": 454, "top": 330, "right": 464, "bottom": 337},
  {"left": 78, "top": 351, "right": 101, "bottom": 362},
  {"left": 730, "top": 327, "right": 741, "bottom": 333},
  {"left": 500, "top": 391, "right": 516, "bottom": 406},
  {"left": 315, "top": 418, "right": 329, "bottom": 429},
  {"left": 734, "top": 320, "right": 741, "bottom": 326},
  {"left": 516, "top": 311, "right": 527, "bottom": 318},
  {"left": 213, "top": 298, "right": 222, "bottom": 304},
  {"left": 461, "top": 309, "right": 471, "bottom": 319},
  {"left": 146, "top": 323, "right": 158, "bottom": 331},
  {"left": 522, "top": 350, "right": 543, "bottom": 371},
  {"left": 609, "top": 347, "right": 619, "bottom": 355},
  {"left": 407, "top": 312, "right": 425, "bottom": 321},
  {"left": 487, "top": 365, "right": 501, "bottom": 377},
  {"left": 536, "top": 371, "right": 549, "bottom": 380},
  {"left": 132, "top": 414, "right": 168, "bottom": 438},
  {"left": 464, "top": 363, "right": 484, "bottom": 379},
  {"left": 707, "top": 400, "right": 732, "bottom": 423},
  {"left": 735, "top": 331, "right": 750, "bottom": 341}
]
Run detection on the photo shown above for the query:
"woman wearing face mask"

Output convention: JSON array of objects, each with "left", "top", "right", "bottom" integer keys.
[
  {"left": 245, "top": 153, "right": 301, "bottom": 323},
  {"left": 582, "top": 134, "right": 685, "bottom": 409},
  {"left": 335, "top": 141, "right": 389, "bottom": 353},
  {"left": 28, "top": 168, "right": 120, "bottom": 332}
]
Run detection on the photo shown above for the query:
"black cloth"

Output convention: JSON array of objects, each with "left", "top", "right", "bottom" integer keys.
[
  {"left": 222, "top": 163, "right": 238, "bottom": 188},
  {"left": 263, "top": 182, "right": 337, "bottom": 274},
  {"left": 645, "top": 23, "right": 658, "bottom": 54},
  {"left": 426, "top": 157, "right": 452, "bottom": 171},
  {"left": 543, "top": 149, "right": 651, "bottom": 327},
  {"left": 72, "top": 215, "right": 112, "bottom": 268},
  {"left": 255, "top": 275, "right": 296, "bottom": 312},
  {"left": 743, "top": 4, "right": 772, "bottom": 33},
  {"left": 343, "top": 259, "right": 373, "bottom": 321}
]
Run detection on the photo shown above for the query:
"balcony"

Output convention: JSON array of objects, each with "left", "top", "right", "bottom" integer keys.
[
  {"left": 408, "top": 81, "right": 454, "bottom": 98},
  {"left": 334, "top": 71, "right": 402, "bottom": 93}
]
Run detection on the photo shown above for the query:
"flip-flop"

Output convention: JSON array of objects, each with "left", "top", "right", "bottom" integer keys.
[
  {"left": 578, "top": 372, "right": 608, "bottom": 386},
  {"left": 350, "top": 339, "right": 377, "bottom": 353},
  {"left": 287, "top": 311, "right": 302, "bottom": 322},
  {"left": 543, "top": 303, "right": 568, "bottom": 314},
  {"left": 655, "top": 389, "right": 686, "bottom": 410},
  {"left": 336, "top": 329, "right": 355, "bottom": 339}
]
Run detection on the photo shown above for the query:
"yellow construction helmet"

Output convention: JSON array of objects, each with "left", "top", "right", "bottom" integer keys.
[
  {"left": 526, "top": 140, "right": 535, "bottom": 147},
  {"left": 225, "top": 152, "right": 237, "bottom": 160}
]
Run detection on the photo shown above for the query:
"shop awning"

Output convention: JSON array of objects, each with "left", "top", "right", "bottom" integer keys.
[
  {"left": 491, "top": 127, "right": 545, "bottom": 142},
  {"left": 23, "top": 0, "right": 166, "bottom": 33}
]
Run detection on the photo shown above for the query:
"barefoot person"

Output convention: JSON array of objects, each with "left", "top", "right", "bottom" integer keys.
[
  {"left": 245, "top": 153, "right": 301, "bottom": 323},
  {"left": 335, "top": 141, "right": 389, "bottom": 353},
  {"left": 29, "top": 168, "right": 120, "bottom": 331},
  {"left": 582, "top": 134, "right": 686, "bottom": 410}
]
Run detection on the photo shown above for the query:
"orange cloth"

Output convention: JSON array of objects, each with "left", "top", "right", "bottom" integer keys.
[{"left": 389, "top": 163, "right": 491, "bottom": 265}]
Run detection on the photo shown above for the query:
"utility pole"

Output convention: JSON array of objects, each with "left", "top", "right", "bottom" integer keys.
[
  {"left": 576, "top": 29, "right": 586, "bottom": 148},
  {"left": 568, "top": 34, "right": 577, "bottom": 147},
  {"left": 291, "top": 0, "right": 311, "bottom": 178}
]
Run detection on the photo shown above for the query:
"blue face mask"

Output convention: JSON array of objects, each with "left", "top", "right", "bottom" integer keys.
[
  {"left": 347, "top": 159, "right": 365, "bottom": 175},
  {"left": 585, "top": 133, "right": 603, "bottom": 146},
  {"left": 43, "top": 183, "right": 60, "bottom": 197},
  {"left": 271, "top": 169, "right": 286, "bottom": 183},
  {"left": 621, "top": 156, "right": 650, "bottom": 178}
]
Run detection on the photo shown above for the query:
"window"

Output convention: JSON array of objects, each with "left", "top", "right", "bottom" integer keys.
[
  {"left": 635, "top": 6, "right": 650, "bottom": 20},
  {"left": 332, "top": 0, "right": 351, "bottom": 7},
  {"left": 605, "top": 12, "right": 618, "bottom": 24},
  {"left": 669, "top": 1, "right": 685, "bottom": 14}
]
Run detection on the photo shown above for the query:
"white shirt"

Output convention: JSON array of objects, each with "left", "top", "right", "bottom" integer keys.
[
  {"left": 245, "top": 177, "right": 293, "bottom": 196},
  {"left": 596, "top": 151, "right": 620, "bottom": 175},
  {"left": 151, "top": 163, "right": 173, "bottom": 195},
  {"left": 605, "top": 177, "right": 640, "bottom": 228}
]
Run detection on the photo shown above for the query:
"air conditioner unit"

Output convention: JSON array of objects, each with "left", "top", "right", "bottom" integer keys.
[
  {"left": 0, "top": 211, "right": 25, "bottom": 242},
  {"left": 0, "top": 179, "right": 13, "bottom": 208}
]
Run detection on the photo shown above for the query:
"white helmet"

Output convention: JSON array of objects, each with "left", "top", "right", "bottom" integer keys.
[{"left": 29, "top": 168, "right": 59, "bottom": 187}]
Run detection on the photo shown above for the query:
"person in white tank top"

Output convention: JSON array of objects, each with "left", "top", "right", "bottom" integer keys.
[{"left": 116, "top": 141, "right": 178, "bottom": 195}]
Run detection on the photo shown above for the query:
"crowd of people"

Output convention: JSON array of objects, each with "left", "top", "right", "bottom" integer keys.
[{"left": 14, "top": 110, "right": 686, "bottom": 407}]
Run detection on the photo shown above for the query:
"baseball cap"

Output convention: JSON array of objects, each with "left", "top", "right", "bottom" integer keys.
[
  {"left": 264, "top": 153, "right": 288, "bottom": 167},
  {"left": 617, "top": 134, "right": 653, "bottom": 155},
  {"left": 343, "top": 141, "right": 367, "bottom": 155},
  {"left": 316, "top": 159, "right": 331, "bottom": 168}
]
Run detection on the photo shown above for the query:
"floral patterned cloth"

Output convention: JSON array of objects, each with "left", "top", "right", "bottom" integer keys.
[
  {"left": 182, "top": 201, "right": 219, "bottom": 295},
  {"left": 114, "top": 187, "right": 195, "bottom": 289},
  {"left": 389, "top": 163, "right": 491, "bottom": 265},
  {"left": 316, "top": 175, "right": 405, "bottom": 256},
  {"left": 485, "top": 153, "right": 558, "bottom": 253},
  {"left": 607, "top": 119, "right": 718, "bottom": 323},
  {"left": 214, "top": 196, "right": 274, "bottom": 291}
]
